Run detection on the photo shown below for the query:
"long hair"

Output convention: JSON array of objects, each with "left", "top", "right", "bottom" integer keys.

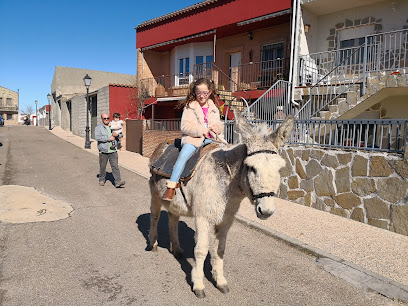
[{"left": 177, "top": 78, "right": 217, "bottom": 109}]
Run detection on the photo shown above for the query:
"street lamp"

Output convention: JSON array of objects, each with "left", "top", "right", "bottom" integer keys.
[
  {"left": 47, "top": 93, "right": 52, "bottom": 130},
  {"left": 83, "top": 74, "right": 92, "bottom": 149},
  {"left": 35, "top": 100, "right": 38, "bottom": 126}
]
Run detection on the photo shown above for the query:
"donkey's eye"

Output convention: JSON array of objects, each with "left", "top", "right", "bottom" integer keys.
[{"left": 248, "top": 166, "right": 257, "bottom": 175}]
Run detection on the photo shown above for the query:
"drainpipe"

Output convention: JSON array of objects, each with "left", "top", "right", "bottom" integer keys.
[
  {"left": 289, "top": 0, "right": 301, "bottom": 109},
  {"left": 213, "top": 33, "right": 216, "bottom": 62}
]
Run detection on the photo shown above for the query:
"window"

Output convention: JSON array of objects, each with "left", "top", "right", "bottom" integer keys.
[
  {"left": 178, "top": 57, "right": 190, "bottom": 85},
  {"left": 195, "top": 55, "right": 214, "bottom": 79},
  {"left": 6, "top": 98, "right": 12, "bottom": 105},
  {"left": 260, "top": 42, "right": 285, "bottom": 86},
  {"left": 0, "top": 98, "right": 2, "bottom": 106},
  {"left": 338, "top": 25, "right": 375, "bottom": 64},
  {"left": 261, "top": 42, "right": 284, "bottom": 62},
  {"left": 261, "top": 42, "right": 284, "bottom": 71},
  {"left": 7, "top": 114, "right": 12, "bottom": 120}
]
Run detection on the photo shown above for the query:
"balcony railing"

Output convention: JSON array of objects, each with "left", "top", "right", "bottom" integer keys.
[
  {"left": 194, "top": 62, "right": 240, "bottom": 92},
  {"left": 238, "top": 58, "right": 289, "bottom": 89},
  {"left": 225, "top": 119, "right": 407, "bottom": 154},
  {"left": 139, "top": 73, "right": 194, "bottom": 98},
  {"left": 0, "top": 105, "right": 18, "bottom": 112},
  {"left": 145, "top": 119, "right": 181, "bottom": 131},
  {"left": 299, "top": 29, "right": 408, "bottom": 86},
  {"left": 194, "top": 59, "right": 289, "bottom": 92}
]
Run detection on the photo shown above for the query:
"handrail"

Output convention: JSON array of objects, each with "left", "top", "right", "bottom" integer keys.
[
  {"left": 241, "top": 80, "right": 292, "bottom": 121},
  {"left": 295, "top": 44, "right": 365, "bottom": 120},
  {"left": 224, "top": 118, "right": 408, "bottom": 154}
]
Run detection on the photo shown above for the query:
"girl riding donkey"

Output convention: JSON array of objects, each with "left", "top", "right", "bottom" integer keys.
[{"left": 162, "top": 78, "right": 226, "bottom": 201}]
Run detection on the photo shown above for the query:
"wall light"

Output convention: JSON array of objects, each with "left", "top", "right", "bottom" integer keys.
[
  {"left": 248, "top": 32, "right": 253, "bottom": 40},
  {"left": 392, "top": 2, "right": 397, "bottom": 12}
]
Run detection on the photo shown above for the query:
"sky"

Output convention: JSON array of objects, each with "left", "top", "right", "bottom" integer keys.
[{"left": 0, "top": 0, "right": 198, "bottom": 113}]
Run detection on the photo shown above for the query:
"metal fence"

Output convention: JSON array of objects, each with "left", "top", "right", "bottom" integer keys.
[
  {"left": 224, "top": 119, "right": 408, "bottom": 154},
  {"left": 299, "top": 29, "right": 408, "bottom": 88},
  {"left": 144, "top": 119, "right": 181, "bottom": 131},
  {"left": 296, "top": 45, "right": 365, "bottom": 120},
  {"left": 239, "top": 58, "right": 289, "bottom": 89},
  {"left": 242, "top": 80, "right": 292, "bottom": 121}
]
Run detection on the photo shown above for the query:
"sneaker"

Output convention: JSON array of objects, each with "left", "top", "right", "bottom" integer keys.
[
  {"left": 115, "top": 181, "right": 125, "bottom": 188},
  {"left": 99, "top": 181, "right": 105, "bottom": 186},
  {"left": 117, "top": 143, "right": 122, "bottom": 149}
]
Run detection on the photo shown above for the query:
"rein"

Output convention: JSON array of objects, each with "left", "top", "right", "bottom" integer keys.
[{"left": 245, "top": 149, "right": 278, "bottom": 201}]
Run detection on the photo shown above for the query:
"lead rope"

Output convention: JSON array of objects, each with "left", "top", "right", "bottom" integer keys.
[{"left": 178, "top": 183, "right": 188, "bottom": 206}]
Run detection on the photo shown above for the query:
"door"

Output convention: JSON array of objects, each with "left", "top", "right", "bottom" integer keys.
[
  {"left": 90, "top": 96, "right": 98, "bottom": 139},
  {"left": 66, "top": 101, "right": 72, "bottom": 131},
  {"left": 229, "top": 52, "right": 241, "bottom": 91}
]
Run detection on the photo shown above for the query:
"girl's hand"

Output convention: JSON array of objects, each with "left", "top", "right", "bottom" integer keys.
[
  {"left": 203, "top": 127, "right": 209, "bottom": 136},
  {"left": 209, "top": 125, "right": 220, "bottom": 134}
]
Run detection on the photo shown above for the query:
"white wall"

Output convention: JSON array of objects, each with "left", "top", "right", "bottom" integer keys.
[
  {"left": 170, "top": 42, "right": 213, "bottom": 76},
  {"left": 301, "top": 0, "right": 408, "bottom": 54}
]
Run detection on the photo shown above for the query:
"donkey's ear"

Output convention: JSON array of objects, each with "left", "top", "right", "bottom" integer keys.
[
  {"left": 271, "top": 115, "right": 294, "bottom": 148},
  {"left": 234, "top": 110, "right": 253, "bottom": 141}
]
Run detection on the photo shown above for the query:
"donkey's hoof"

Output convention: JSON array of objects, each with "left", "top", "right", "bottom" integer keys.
[
  {"left": 218, "top": 285, "right": 230, "bottom": 294},
  {"left": 194, "top": 289, "right": 206, "bottom": 298},
  {"left": 173, "top": 249, "right": 184, "bottom": 259}
]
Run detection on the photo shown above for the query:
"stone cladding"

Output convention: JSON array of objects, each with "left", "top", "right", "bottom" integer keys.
[{"left": 279, "top": 146, "right": 408, "bottom": 236}]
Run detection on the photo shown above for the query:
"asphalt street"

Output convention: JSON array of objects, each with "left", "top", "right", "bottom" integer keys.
[{"left": 0, "top": 126, "right": 400, "bottom": 305}]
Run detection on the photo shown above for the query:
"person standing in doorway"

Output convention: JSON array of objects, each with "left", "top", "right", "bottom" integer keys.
[{"left": 95, "top": 113, "right": 125, "bottom": 188}]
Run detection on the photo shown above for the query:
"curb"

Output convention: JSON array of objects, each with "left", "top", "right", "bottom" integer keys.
[{"left": 235, "top": 215, "right": 408, "bottom": 303}]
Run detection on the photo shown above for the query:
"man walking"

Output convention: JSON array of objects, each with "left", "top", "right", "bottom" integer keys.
[{"left": 95, "top": 113, "right": 125, "bottom": 187}]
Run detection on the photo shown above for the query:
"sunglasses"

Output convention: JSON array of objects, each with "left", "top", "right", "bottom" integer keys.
[
  {"left": 102, "top": 117, "right": 110, "bottom": 120},
  {"left": 195, "top": 91, "right": 210, "bottom": 96}
]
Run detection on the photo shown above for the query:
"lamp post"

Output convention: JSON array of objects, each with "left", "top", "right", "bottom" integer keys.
[
  {"left": 83, "top": 74, "right": 92, "bottom": 149},
  {"left": 35, "top": 100, "right": 38, "bottom": 126},
  {"left": 47, "top": 93, "right": 52, "bottom": 130}
]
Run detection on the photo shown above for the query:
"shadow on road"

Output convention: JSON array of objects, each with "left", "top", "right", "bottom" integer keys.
[
  {"left": 96, "top": 173, "right": 116, "bottom": 186},
  {"left": 136, "top": 212, "right": 214, "bottom": 291}
]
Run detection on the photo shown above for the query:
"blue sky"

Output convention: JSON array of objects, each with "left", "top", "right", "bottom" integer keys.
[{"left": 0, "top": 0, "right": 197, "bottom": 113}]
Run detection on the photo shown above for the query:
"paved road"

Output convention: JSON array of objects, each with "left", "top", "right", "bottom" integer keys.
[{"left": 0, "top": 126, "right": 399, "bottom": 305}]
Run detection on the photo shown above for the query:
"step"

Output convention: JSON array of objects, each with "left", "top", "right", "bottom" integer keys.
[{"left": 329, "top": 105, "right": 338, "bottom": 113}]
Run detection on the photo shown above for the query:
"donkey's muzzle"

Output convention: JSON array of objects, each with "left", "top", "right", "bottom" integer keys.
[{"left": 255, "top": 199, "right": 275, "bottom": 220}]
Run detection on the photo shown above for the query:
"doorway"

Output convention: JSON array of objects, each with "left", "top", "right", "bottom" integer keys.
[
  {"left": 229, "top": 52, "right": 241, "bottom": 91},
  {"left": 90, "top": 96, "right": 98, "bottom": 139},
  {"left": 66, "top": 101, "right": 72, "bottom": 131}
]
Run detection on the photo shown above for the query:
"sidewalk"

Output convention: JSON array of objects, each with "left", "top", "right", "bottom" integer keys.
[{"left": 49, "top": 126, "right": 408, "bottom": 302}]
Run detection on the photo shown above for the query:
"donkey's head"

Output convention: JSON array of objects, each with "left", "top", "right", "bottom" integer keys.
[{"left": 235, "top": 113, "right": 294, "bottom": 220}]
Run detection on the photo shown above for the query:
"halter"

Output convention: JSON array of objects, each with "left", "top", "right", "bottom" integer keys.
[{"left": 245, "top": 149, "right": 278, "bottom": 202}]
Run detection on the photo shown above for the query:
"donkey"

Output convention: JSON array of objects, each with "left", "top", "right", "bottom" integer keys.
[{"left": 148, "top": 114, "right": 294, "bottom": 298}]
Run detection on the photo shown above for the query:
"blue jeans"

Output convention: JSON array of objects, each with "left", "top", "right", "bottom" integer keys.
[{"left": 169, "top": 139, "right": 213, "bottom": 184}]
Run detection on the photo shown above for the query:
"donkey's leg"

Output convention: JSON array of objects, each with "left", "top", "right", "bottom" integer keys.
[
  {"left": 191, "top": 216, "right": 210, "bottom": 298},
  {"left": 168, "top": 212, "right": 183, "bottom": 258},
  {"left": 148, "top": 192, "right": 162, "bottom": 252},
  {"left": 210, "top": 216, "right": 234, "bottom": 294}
]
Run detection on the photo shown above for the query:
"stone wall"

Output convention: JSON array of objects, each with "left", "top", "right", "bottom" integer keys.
[
  {"left": 142, "top": 130, "right": 182, "bottom": 158},
  {"left": 278, "top": 146, "right": 408, "bottom": 236}
]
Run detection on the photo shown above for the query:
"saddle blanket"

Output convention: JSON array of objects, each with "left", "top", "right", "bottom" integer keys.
[{"left": 151, "top": 139, "right": 218, "bottom": 182}]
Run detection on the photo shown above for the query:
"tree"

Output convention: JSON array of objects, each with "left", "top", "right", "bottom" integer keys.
[
  {"left": 21, "top": 105, "right": 34, "bottom": 116},
  {"left": 126, "top": 77, "right": 149, "bottom": 120}
]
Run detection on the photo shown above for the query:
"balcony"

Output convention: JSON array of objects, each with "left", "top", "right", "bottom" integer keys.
[
  {"left": 0, "top": 105, "right": 18, "bottom": 113},
  {"left": 194, "top": 59, "right": 290, "bottom": 92},
  {"left": 141, "top": 59, "right": 290, "bottom": 100},
  {"left": 298, "top": 29, "right": 408, "bottom": 86},
  {"left": 238, "top": 58, "right": 289, "bottom": 90},
  {"left": 139, "top": 73, "right": 193, "bottom": 98}
]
